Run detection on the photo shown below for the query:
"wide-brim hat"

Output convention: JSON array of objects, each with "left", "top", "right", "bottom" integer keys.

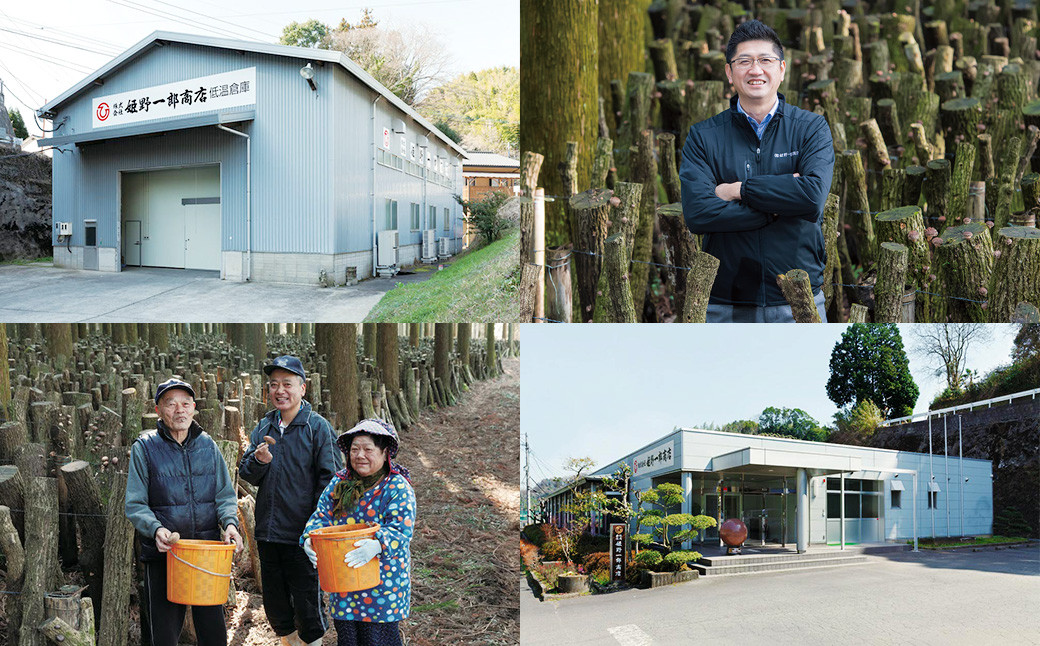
[
  {"left": 337, "top": 418, "right": 400, "bottom": 458},
  {"left": 154, "top": 378, "right": 196, "bottom": 404},
  {"left": 263, "top": 355, "right": 306, "bottom": 380}
]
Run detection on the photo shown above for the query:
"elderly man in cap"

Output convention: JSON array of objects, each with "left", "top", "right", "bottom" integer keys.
[
  {"left": 240, "top": 355, "right": 342, "bottom": 646},
  {"left": 125, "top": 378, "right": 243, "bottom": 646}
]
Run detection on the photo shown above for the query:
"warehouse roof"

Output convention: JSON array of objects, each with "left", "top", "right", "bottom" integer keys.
[
  {"left": 37, "top": 30, "right": 467, "bottom": 156},
  {"left": 463, "top": 151, "right": 520, "bottom": 169}
]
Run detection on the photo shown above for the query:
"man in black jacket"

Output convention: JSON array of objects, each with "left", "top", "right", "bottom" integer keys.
[
  {"left": 680, "top": 19, "right": 834, "bottom": 322},
  {"left": 240, "top": 355, "right": 341, "bottom": 646},
  {"left": 125, "top": 378, "right": 242, "bottom": 646}
]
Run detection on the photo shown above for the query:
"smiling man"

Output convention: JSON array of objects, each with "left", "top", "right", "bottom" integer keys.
[
  {"left": 125, "top": 378, "right": 242, "bottom": 646},
  {"left": 680, "top": 19, "right": 834, "bottom": 322},
  {"left": 240, "top": 355, "right": 342, "bottom": 646}
]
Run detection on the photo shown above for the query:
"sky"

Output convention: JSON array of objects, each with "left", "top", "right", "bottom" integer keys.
[
  {"left": 521, "top": 324, "right": 1021, "bottom": 484},
  {"left": 0, "top": 0, "right": 519, "bottom": 136}
]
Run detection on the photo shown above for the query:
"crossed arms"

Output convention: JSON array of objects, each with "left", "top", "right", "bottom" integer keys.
[{"left": 679, "top": 116, "right": 834, "bottom": 235}]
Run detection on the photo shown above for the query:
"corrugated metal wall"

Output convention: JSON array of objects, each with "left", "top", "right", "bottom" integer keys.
[
  {"left": 331, "top": 65, "right": 464, "bottom": 254},
  {"left": 51, "top": 39, "right": 464, "bottom": 258}
]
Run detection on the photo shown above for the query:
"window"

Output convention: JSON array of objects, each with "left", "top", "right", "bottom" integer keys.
[
  {"left": 429, "top": 206, "right": 436, "bottom": 231},
  {"left": 84, "top": 223, "right": 97, "bottom": 247},
  {"left": 443, "top": 207, "right": 449, "bottom": 232},
  {"left": 410, "top": 203, "right": 420, "bottom": 231},
  {"left": 891, "top": 490, "right": 902, "bottom": 509},
  {"left": 385, "top": 199, "right": 398, "bottom": 230},
  {"left": 467, "top": 177, "right": 476, "bottom": 186},
  {"left": 928, "top": 491, "right": 938, "bottom": 509}
]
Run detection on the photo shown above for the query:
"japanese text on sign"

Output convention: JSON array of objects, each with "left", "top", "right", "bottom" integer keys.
[
  {"left": 610, "top": 524, "right": 627, "bottom": 582},
  {"left": 92, "top": 67, "right": 257, "bottom": 129},
  {"left": 631, "top": 442, "right": 675, "bottom": 475}
]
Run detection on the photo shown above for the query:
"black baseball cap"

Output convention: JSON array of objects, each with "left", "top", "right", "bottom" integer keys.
[
  {"left": 264, "top": 355, "right": 306, "bottom": 380},
  {"left": 154, "top": 378, "right": 196, "bottom": 404}
]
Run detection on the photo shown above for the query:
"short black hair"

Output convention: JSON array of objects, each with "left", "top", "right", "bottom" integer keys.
[{"left": 726, "top": 20, "right": 784, "bottom": 63}]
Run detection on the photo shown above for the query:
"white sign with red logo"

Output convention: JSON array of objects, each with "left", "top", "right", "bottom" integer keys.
[
  {"left": 383, "top": 128, "right": 391, "bottom": 149},
  {"left": 631, "top": 441, "right": 675, "bottom": 476},
  {"left": 92, "top": 67, "right": 257, "bottom": 129}
]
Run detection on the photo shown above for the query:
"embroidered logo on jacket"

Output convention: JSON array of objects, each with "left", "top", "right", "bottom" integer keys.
[{"left": 774, "top": 151, "right": 800, "bottom": 158}]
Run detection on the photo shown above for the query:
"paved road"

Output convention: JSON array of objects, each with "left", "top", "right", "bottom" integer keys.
[
  {"left": 521, "top": 546, "right": 1040, "bottom": 646},
  {"left": 0, "top": 263, "right": 443, "bottom": 322}
]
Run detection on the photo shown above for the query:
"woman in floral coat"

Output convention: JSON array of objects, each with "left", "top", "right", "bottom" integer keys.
[{"left": 302, "top": 419, "right": 416, "bottom": 646}]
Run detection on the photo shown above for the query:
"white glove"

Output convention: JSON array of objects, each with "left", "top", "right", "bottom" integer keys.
[
  {"left": 303, "top": 537, "right": 317, "bottom": 568},
  {"left": 344, "top": 538, "right": 381, "bottom": 568}
]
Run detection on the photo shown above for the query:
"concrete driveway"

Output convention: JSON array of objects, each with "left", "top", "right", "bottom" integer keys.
[
  {"left": 521, "top": 545, "right": 1040, "bottom": 646},
  {"left": 0, "top": 262, "right": 443, "bottom": 322}
]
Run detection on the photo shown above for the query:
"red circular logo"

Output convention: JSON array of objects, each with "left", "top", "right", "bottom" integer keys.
[{"left": 96, "top": 103, "right": 110, "bottom": 121}]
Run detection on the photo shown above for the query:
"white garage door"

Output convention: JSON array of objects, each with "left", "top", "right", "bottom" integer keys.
[{"left": 121, "top": 165, "right": 221, "bottom": 271}]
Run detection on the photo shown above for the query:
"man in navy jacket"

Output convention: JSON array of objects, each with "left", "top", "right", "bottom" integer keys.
[
  {"left": 680, "top": 19, "right": 834, "bottom": 322},
  {"left": 240, "top": 355, "right": 341, "bottom": 646}
]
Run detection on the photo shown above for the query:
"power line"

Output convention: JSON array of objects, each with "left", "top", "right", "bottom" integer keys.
[
  {"left": 0, "top": 27, "right": 117, "bottom": 57},
  {"left": 102, "top": 0, "right": 261, "bottom": 42},
  {"left": 142, "top": 0, "right": 279, "bottom": 42}
]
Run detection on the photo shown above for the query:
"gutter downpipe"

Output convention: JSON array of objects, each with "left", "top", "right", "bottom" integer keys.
[
  {"left": 371, "top": 95, "right": 382, "bottom": 278},
  {"left": 218, "top": 124, "right": 251, "bottom": 281}
]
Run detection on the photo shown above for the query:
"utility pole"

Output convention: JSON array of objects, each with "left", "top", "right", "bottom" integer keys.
[{"left": 524, "top": 432, "right": 532, "bottom": 525}]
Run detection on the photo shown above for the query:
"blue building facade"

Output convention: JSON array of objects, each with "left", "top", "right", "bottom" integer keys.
[{"left": 39, "top": 32, "right": 466, "bottom": 283}]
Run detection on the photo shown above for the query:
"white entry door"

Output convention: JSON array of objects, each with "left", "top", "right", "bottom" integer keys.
[
  {"left": 184, "top": 203, "right": 221, "bottom": 271},
  {"left": 124, "top": 220, "right": 141, "bottom": 266}
]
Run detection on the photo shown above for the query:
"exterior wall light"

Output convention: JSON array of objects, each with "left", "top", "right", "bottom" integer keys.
[{"left": 300, "top": 63, "right": 317, "bottom": 91}]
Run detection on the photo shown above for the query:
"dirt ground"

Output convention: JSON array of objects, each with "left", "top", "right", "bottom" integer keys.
[
  {"left": 223, "top": 355, "right": 521, "bottom": 646},
  {"left": 0, "top": 356, "right": 519, "bottom": 646}
]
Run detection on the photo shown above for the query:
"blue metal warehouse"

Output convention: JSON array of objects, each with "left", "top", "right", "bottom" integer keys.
[{"left": 38, "top": 31, "right": 466, "bottom": 283}]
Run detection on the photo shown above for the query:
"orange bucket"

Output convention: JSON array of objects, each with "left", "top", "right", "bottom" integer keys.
[
  {"left": 310, "top": 523, "right": 382, "bottom": 593},
  {"left": 166, "top": 539, "right": 235, "bottom": 606}
]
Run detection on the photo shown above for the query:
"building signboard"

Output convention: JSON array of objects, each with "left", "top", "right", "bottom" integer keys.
[
  {"left": 631, "top": 441, "right": 675, "bottom": 476},
  {"left": 92, "top": 67, "right": 257, "bottom": 129},
  {"left": 610, "top": 523, "right": 627, "bottom": 582}
]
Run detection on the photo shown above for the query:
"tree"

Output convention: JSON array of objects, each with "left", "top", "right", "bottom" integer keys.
[
  {"left": 758, "top": 407, "right": 827, "bottom": 442},
  {"left": 0, "top": 324, "right": 9, "bottom": 413},
  {"left": 720, "top": 419, "right": 759, "bottom": 435},
  {"left": 598, "top": 0, "right": 649, "bottom": 136},
  {"left": 377, "top": 323, "right": 400, "bottom": 395},
  {"left": 457, "top": 191, "right": 511, "bottom": 245},
  {"left": 521, "top": 1, "right": 598, "bottom": 249},
  {"left": 826, "top": 324, "right": 919, "bottom": 417},
  {"left": 831, "top": 399, "right": 884, "bottom": 445},
  {"left": 421, "top": 67, "right": 520, "bottom": 154},
  {"left": 279, "top": 10, "right": 449, "bottom": 104},
  {"left": 318, "top": 324, "right": 359, "bottom": 431},
  {"left": 327, "top": 15, "right": 449, "bottom": 105},
  {"left": 8, "top": 109, "right": 28, "bottom": 139},
  {"left": 910, "top": 323, "right": 992, "bottom": 393},
  {"left": 1011, "top": 323, "right": 1040, "bottom": 363},
  {"left": 279, "top": 19, "right": 331, "bottom": 48},
  {"left": 433, "top": 120, "right": 463, "bottom": 145}
]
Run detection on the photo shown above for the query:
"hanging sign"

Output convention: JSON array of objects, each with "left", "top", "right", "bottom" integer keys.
[
  {"left": 92, "top": 67, "right": 257, "bottom": 129},
  {"left": 610, "top": 523, "right": 627, "bottom": 582}
]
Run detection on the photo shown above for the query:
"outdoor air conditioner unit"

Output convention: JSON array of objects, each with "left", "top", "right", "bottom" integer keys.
[
  {"left": 421, "top": 230, "right": 437, "bottom": 263},
  {"left": 437, "top": 237, "right": 451, "bottom": 259},
  {"left": 376, "top": 230, "right": 399, "bottom": 277},
  {"left": 58, "top": 222, "right": 72, "bottom": 236}
]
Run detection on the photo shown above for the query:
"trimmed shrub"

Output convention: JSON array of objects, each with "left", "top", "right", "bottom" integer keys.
[
  {"left": 632, "top": 550, "right": 663, "bottom": 568},
  {"left": 663, "top": 550, "right": 702, "bottom": 571}
]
